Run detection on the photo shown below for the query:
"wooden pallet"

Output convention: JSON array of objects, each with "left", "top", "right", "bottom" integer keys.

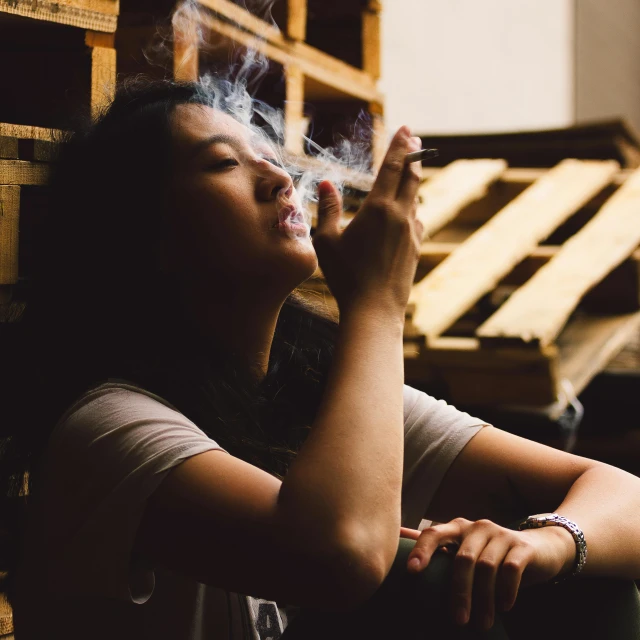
[
  {"left": 0, "top": 10, "right": 117, "bottom": 125},
  {"left": 168, "top": 0, "right": 385, "bottom": 167},
  {"left": 301, "top": 159, "right": 640, "bottom": 418}
]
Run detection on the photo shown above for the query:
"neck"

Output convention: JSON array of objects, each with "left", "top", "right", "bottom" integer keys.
[{"left": 178, "top": 279, "right": 286, "bottom": 383}]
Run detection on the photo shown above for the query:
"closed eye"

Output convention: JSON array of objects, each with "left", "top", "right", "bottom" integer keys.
[{"left": 210, "top": 158, "right": 239, "bottom": 170}]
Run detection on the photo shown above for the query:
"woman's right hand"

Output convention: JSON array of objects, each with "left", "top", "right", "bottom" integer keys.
[{"left": 312, "top": 126, "right": 424, "bottom": 321}]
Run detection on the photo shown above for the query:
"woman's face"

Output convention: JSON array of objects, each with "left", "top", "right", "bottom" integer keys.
[{"left": 165, "top": 103, "right": 318, "bottom": 298}]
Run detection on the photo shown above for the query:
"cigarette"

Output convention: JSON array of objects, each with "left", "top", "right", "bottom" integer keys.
[{"left": 404, "top": 148, "right": 439, "bottom": 165}]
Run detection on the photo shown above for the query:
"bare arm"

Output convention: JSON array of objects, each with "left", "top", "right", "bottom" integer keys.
[{"left": 427, "top": 426, "right": 640, "bottom": 579}]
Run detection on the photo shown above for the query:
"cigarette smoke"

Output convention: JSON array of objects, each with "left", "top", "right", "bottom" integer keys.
[{"left": 145, "top": 0, "right": 378, "bottom": 228}]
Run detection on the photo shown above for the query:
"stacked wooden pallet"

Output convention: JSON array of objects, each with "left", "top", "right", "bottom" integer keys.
[
  {"left": 301, "top": 159, "right": 640, "bottom": 418},
  {"left": 117, "top": 0, "right": 385, "bottom": 167}
]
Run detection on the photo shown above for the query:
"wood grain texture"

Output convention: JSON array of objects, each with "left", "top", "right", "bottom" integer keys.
[
  {"left": 0, "top": 161, "right": 50, "bottom": 185},
  {"left": 478, "top": 167, "right": 640, "bottom": 347},
  {"left": 0, "top": 0, "right": 117, "bottom": 32},
  {"left": 416, "top": 159, "right": 507, "bottom": 240},
  {"left": 0, "top": 123, "right": 63, "bottom": 143},
  {"left": 409, "top": 159, "right": 619, "bottom": 342},
  {"left": 286, "top": 0, "right": 307, "bottom": 41},
  {"left": 173, "top": 14, "right": 199, "bottom": 82},
  {"left": 362, "top": 5, "right": 380, "bottom": 78},
  {"left": 90, "top": 45, "right": 116, "bottom": 120},
  {"left": 0, "top": 186, "right": 20, "bottom": 285}
]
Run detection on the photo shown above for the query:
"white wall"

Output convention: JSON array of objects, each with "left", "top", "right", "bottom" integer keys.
[{"left": 379, "top": 0, "right": 575, "bottom": 136}]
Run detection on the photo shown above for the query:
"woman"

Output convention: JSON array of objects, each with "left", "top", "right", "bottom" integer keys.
[{"left": 2, "top": 78, "right": 640, "bottom": 639}]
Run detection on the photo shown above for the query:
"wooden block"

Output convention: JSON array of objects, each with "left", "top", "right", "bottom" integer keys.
[
  {"left": 410, "top": 160, "right": 619, "bottom": 342},
  {"left": 85, "top": 29, "right": 115, "bottom": 48},
  {"left": 478, "top": 167, "right": 640, "bottom": 347},
  {"left": 416, "top": 159, "right": 507, "bottom": 240},
  {"left": 362, "top": 6, "right": 380, "bottom": 79},
  {"left": 284, "top": 64, "right": 306, "bottom": 156},
  {"left": 0, "top": 160, "right": 50, "bottom": 185},
  {"left": 0, "top": 186, "right": 20, "bottom": 285},
  {"left": 0, "top": 138, "right": 18, "bottom": 160},
  {"left": 421, "top": 337, "right": 558, "bottom": 406},
  {"left": 90, "top": 45, "right": 116, "bottom": 120},
  {"left": 0, "top": 0, "right": 118, "bottom": 32},
  {"left": 287, "top": 0, "right": 307, "bottom": 41},
  {"left": 369, "top": 101, "right": 385, "bottom": 172}
]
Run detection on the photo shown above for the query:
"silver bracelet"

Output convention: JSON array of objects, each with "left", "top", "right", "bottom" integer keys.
[{"left": 518, "top": 513, "right": 587, "bottom": 583}]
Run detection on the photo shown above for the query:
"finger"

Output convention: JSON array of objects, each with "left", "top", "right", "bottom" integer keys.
[
  {"left": 472, "top": 537, "right": 508, "bottom": 631},
  {"left": 407, "top": 519, "right": 466, "bottom": 572},
  {"left": 315, "top": 180, "right": 343, "bottom": 239},
  {"left": 496, "top": 544, "right": 532, "bottom": 613},
  {"left": 397, "top": 136, "right": 424, "bottom": 206},
  {"left": 370, "top": 126, "right": 412, "bottom": 200},
  {"left": 450, "top": 528, "right": 491, "bottom": 626}
]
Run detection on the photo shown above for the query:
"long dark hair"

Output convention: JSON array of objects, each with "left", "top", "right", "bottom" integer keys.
[{"left": 0, "top": 78, "right": 339, "bottom": 601}]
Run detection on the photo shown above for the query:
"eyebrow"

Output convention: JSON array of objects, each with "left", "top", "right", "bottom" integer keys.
[{"left": 190, "top": 133, "right": 241, "bottom": 158}]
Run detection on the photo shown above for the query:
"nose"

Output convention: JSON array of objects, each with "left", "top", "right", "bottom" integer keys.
[{"left": 255, "top": 158, "right": 294, "bottom": 202}]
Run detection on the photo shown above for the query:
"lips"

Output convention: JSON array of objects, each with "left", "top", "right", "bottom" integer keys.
[{"left": 272, "top": 205, "right": 306, "bottom": 228}]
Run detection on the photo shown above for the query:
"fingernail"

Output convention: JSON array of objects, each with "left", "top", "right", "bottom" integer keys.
[
  {"left": 455, "top": 607, "right": 468, "bottom": 626},
  {"left": 482, "top": 615, "right": 493, "bottom": 630},
  {"left": 407, "top": 557, "right": 420, "bottom": 571}
]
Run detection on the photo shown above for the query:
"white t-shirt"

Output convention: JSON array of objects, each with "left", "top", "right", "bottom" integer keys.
[{"left": 13, "top": 380, "right": 488, "bottom": 639}]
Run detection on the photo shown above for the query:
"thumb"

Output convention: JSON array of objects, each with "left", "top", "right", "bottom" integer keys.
[{"left": 315, "top": 180, "right": 343, "bottom": 237}]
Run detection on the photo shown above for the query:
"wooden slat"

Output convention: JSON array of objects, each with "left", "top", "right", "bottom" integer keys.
[
  {"left": 416, "top": 159, "right": 507, "bottom": 240},
  {"left": 478, "top": 167, "right": 640, "bottom": 347},
  {"left": 286, "top": 0, "right": 307, "bottom": 41},
  {"left": 362, "top": 4, "right": 381, "bottom": 79},
  {"left": 0, "top": 0, "right": 117, "bottom": 31},
  {"left": 0, "top": 186, "right": 20, "bottom": 285},
  {"left": 0, "top": 124, "right": 62, "bottom": 143},
  {"left": 284, "top": 64, "right": 306, "bottom": 155},
  {"left": 0, "top": 161, "right": 50, "bottom": 185},
  {"left": 90, "top": 45, "right": 116, "bottom": 120},
  {"left": 409, "top": 159, "right": 619, "bottom": 342},
  {"left": 555, "top": 312, "right": 640, "bottom": 410}
]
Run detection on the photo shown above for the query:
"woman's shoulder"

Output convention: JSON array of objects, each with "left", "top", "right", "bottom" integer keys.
[{"left": 48, "top": 377, "right": 215, "bottom": 459}]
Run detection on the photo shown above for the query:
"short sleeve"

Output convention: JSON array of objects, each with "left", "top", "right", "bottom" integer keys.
[
  {"left": 41, "top": 383, "right": 224, "bottom": 604},
  {"left": 401, "top": 384, "right": 490, "bottom": 528}
]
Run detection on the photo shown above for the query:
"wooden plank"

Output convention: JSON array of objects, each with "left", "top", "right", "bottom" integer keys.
[
  {"left": 556, "top": 312, "right": 640, "bottom": 408},
  {"left": 284, "top": 64, "right": 306, "bottom": 155},
  {"left": 409, "top": 160, "right": 619, "bottom": 342},
  {"left": 0, "top": 138, "right": 18, "bottom": 160},
  {"left": 416, "top": 159, "right": 507, "bottom": 240},
  {"left": 0, "top": 123, "right": 63, "bottom": 143},
  {"left": 286, "top": 0, "right": 307, "bottom": 41},
  {"left": 362, "top": 5, "right": 381, "bottom": 79},
  {"left": 173, "top": 14, "right": 200, "bottom": 82},
  {"left": 0, "top": 0, "right": 117, "bottom": 31},
  {"left": 90, "top": 45, "right": 116, "bottom": 120},
  {"left": 0, "top": 186, "right": 20, "bottom": 285},
  {"left": 369, "top": 100, "right": 385, "bottom": 172},
  {"left": 478, "top": 167, "right": 640, "bottom": 347},
  {"left": 85, "top": 29, "right": 115, "bottom": 48},
  {"left": 0, "top": 161, "right": 50, "bottom": 185}
]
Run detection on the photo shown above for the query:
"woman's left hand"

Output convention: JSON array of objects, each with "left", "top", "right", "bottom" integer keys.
[{"left": 399, "top": 518, "right": 575, "bottom": 631}]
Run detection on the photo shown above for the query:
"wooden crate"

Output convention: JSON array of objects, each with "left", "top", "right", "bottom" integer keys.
[
  {"left": 301, "top": 160, "right": 640, "bottom": 418},
  {"left": 0, "top": 9, "right": 117, "bottom": 128},
  {"left": 168, "top": 0, "right": 385, "bottom": 168},
  {"left": 0, "top": 124, "right": 56, "bottom": 312}
]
